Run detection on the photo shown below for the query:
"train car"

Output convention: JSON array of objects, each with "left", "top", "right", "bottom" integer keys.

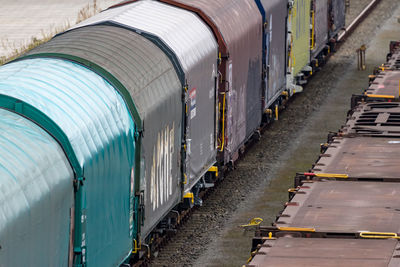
[
  {"left": 0, "top": 0, "right": 355, "bottom": 265},
  {"left": 287, "top": 0, "right": 312, "bottom": 91},
  {"left": 311, "top": 135, "right": 400, "bottom": 182},
  {"left": 352, "top": 43, "right": 400, "bottom": 106},
  {"left": 343, "top": 102, "right": 400, "bottom": 137},
  {"left": 329, "top": 0, "right": 346, "bottom": 39},
  {"left": 387, "top": 41, "right": 400, "bottom": 64},
  {"left": 248, "top": 238, "right": 400, "bottom": 266},
  {"left": 67, "top": 0, "right": 220, "bottom": 198},
  {"left": 30, "top": 0, "right": 222, "bottom": 242},
  {"left": 365, "top": 71, "right": 400, "bottom": 99},
  {"left": 247, "top": 42, "right": 400, "bottom": 267},
  {"left": 0, "top": 109, "right": 74, "bottom": 267},
  {"left": 0, "top": 58, "right": 136, "bottom": 266},
  {"left": 277, "top": 180, "right": 400, "bottom": 235},
  {"left": 255, "top": 0, "right": 289, "bottom": 112},
  {"left": 158, "top": 0, "right": 263, "bottom": 165},
  {"left": 24, "top": 23, "right": 185, "bottom": 249},
  {"left": 311, "top": 0, "right": 329, "bottom": 62}
]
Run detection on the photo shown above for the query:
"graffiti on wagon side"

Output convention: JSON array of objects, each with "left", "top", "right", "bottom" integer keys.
[{"left": 150, "top": 123, "right": 175, "bottom": 211}]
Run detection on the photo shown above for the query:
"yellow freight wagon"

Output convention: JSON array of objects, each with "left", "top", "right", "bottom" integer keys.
[{"left": 288, "top": 0, "right": 311, "bottom": 89}]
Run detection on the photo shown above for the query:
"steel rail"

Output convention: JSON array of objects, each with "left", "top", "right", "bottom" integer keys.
[{"left": 338, "top": 0, "right": 381, "bottom": 42}]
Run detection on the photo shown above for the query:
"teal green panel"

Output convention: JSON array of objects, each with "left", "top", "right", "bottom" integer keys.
[
  {"left": 0, "top": 58, "right": 135, "bottom": 266},
  {"left": 0, "top": 109, "right": 73, "bottom": 267}
]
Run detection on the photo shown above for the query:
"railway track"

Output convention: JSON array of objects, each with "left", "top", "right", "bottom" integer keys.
[{"left": 148, "top": 0, "right": 390, "bottom": 266}]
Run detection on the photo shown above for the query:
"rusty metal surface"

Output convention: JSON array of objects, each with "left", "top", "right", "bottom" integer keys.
[
  {"left": 366, "top": 71, "right": 400, "bottom": 97},
  {"left": 276, "top": 181, "right": 400, "bottom": 234},
  {"left": 343, "top": 102, "right": 400, "bottom": 137},
  {"left": 313, "top": 136, "right": 400, "bottom": 180},
  {"left": 248, "top": 237, "right": 400, "bottom": 267},
  {"left": 159, "top": 0, "right": 263, "bottom": 164}
]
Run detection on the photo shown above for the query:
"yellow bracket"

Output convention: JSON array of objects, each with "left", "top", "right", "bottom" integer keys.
[
  {"left": 132, "top": 239, "right": 141, "bottom": 254},
  {"left": 218, "top": 93, "right": 226, "bottom": 152},
  {"left": 278, "top": 227, "right": 316, "bottom": 232},
  {"left": 288, "top": 188, "right": 298, "bottom": 193},
  {"left": 360, "top": 232, "right": 400, "bottom": 239},
  {"left": 265, "top": 108, "right": 273, "bottom": 116},
  {"left": 281, "top": 91, "right": 289, "bottom": 100},
  {"left": 315, "top": 173, "right": 349, "bottom": 179},
  {"left": 365, "top": 94, "right": 395, "bottom": 99},
  {"left": 311, "top": 11, "right": 315, "bottom": 50},
  {"left": 184, "top": 192, "right": 194, "bottom": 204},
  {"left": 275, "top": 105, "right": 279, "bottom": 120},
  {"left": 240, "top": 217, "right": 263, "bottom": 228},
  {"left": 183, "top": 173, "right": 188, "bottom": 185},
  {"left": 208, "top": 166, "right": 219, "bottom": 178}
]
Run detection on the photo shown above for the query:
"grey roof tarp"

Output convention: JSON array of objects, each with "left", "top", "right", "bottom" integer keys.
[
  {"left": 260, "top": 0, "right": 288, "bottom": 108},
  {"left": 70, "top": 0, "right": 219, "bottom": 192},
  {"left": 0, "top": 109, "right": 74, "bottom": 267},
  {"left": 312, "top": 0, "right": 329, "bottom": 58},
  {"left": 27, "top": 25, "right": 183, "bottom": 240}
]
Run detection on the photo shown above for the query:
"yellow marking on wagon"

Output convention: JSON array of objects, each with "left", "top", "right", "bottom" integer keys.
[
  {"left": 360, "top": 232, "right": 400, "bottom": 239},
  {"left": 278, "top": 227, "right": 316, "bottom": 232},
  {"left": 314, "top": 173, "right": 349, "bottom": 179}
]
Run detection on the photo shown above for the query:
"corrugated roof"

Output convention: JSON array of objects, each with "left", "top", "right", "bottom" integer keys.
[
  {"left": 0, "top": 109, "right": 73, "bottom": 267},
  {"left": 70, "top": 0, "right": 217, "bottom": 78},
  {"left": 0, "top": 58, "right": 135, "bottom": 266},
  {"left": 43, "top": 0, "right": 219, "bottom": 191},
  {"left": 25, "top": 25, "right": 183, "bottom": 239},
  {"left": 27, "top": 25, "right": 181, "bottom": 124}
]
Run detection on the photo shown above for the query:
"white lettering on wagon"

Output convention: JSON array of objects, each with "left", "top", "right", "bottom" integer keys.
[{"left": 150, "top": 123, "right": 175, "bottom": 211}]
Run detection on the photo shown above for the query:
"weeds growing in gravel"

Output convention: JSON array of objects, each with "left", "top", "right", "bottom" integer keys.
[{"left": 0, "top": 0, "right": 100, "bottom": 66}]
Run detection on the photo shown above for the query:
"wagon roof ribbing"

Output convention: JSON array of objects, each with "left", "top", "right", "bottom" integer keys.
[
  {"left": 0, "top": 58, "right": 136, "bottom": 266},
  {"left": 0, "top": 109, "right": 73, "bottom": 266},
  {"left": 25, "top": 25, "right": 180, "bottom": 126}
]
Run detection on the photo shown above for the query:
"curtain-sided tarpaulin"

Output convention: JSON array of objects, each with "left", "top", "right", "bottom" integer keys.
[
  {"left": 0, "top": 58, "right": 135, "bottom": 266},
  {"left": 258, "top": 0, "right": 288, "bottom": 109},
  {"left": 67, "top": 0, "right": 219, "bottom": 194},
  {"left": 0, "top": 109, "right": 73, "bottom": 267},
  {"left": 158, "top": 0, "right": 263, "bottom": 164},
  {"left": 26, "top": 25, "right": 183, "bottom": 240}
]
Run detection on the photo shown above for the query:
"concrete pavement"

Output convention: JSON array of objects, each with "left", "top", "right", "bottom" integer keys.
[{"left": 0, "top": 0, "right": 116, "bottom": 59}]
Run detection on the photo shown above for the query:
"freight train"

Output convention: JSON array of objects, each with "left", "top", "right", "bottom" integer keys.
[
  {"left": 246, "top": 41, "right": 400, "bottom": 266},
  {"left": 0, "top": 0, "right": 346, "bottom": 266}
]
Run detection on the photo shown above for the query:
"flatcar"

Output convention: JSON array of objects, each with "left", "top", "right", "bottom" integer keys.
[
  {"left": 247, "top": 41, "right": 400, "bottom": 267},
  {"left": 0, "top": 0, "right": 346, "bottom": 266}
]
